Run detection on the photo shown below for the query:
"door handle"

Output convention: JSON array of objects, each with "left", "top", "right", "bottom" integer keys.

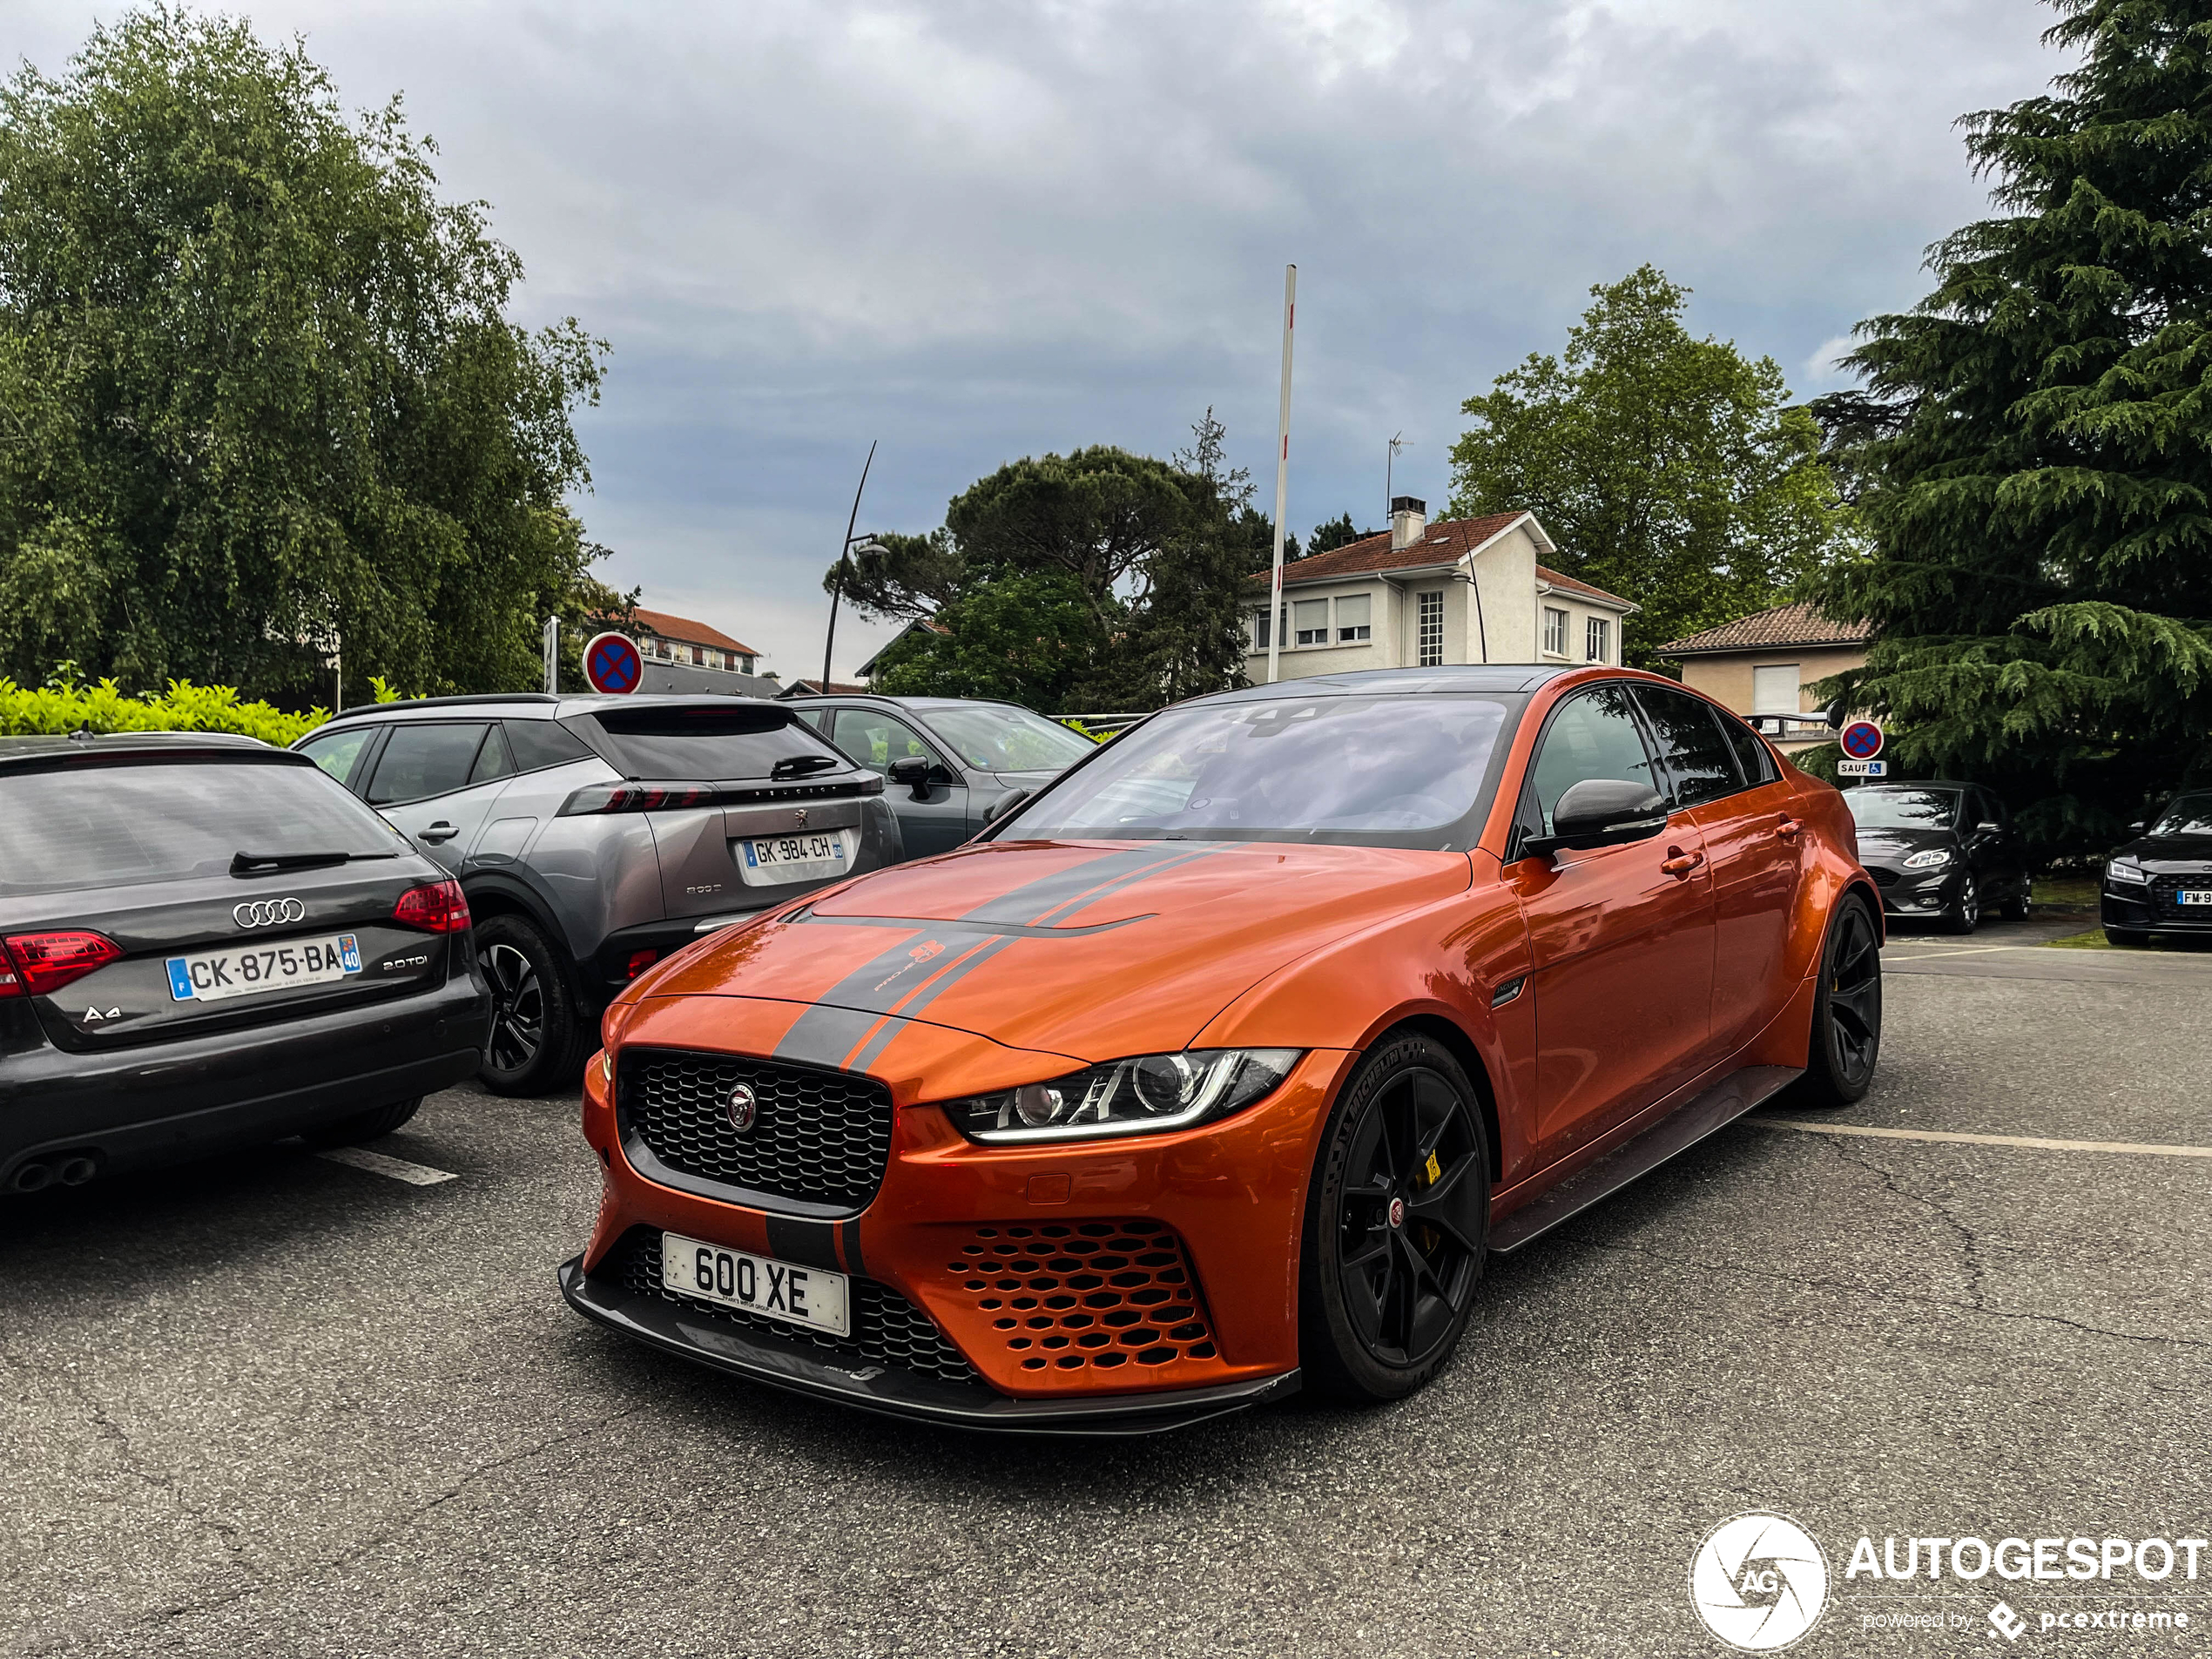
[
  {"left": 1775, "top": 816, "right": 1804, "bottom": 840},
  {"left": 1661, "top": 847, "right": 1705, "bottom": 878},
  {"left": 420, "top": 820, "right": 460, "bottom": 845}
]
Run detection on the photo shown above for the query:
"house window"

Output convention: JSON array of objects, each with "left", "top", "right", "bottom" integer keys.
[
  {"left": 1585, "top": 616, "right": 1609, "bottom": 664},
  {"left": 1542, "top": 606, "right": 1568, "bottom": 657},
  {"left": 1753, "top": 664, "right": 1801, "bottom": 715},
  {"left": 1293, "top": 599, "right": 1328, "bottom": 646},
  {"left": 1251, "top": 608, "right": 1288, "bottom": 651},
  {"left": 1337, "top": 594, "right": 1372, "bottom": 643},
  {"left": 1417, "top": 591, "right": 1445, "bottom": 667}
]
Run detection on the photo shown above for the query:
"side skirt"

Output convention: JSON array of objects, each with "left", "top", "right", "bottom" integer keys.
[{"left": 1486, "top": 1064, "right": 1802, "bottom": 1255}]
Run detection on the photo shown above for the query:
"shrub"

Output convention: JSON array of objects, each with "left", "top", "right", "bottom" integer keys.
[{"left": 0, "top": 675, "right": 329, "bottom": 746}]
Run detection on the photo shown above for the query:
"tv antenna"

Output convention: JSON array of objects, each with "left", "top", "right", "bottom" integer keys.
[{"left": 1386, "top": 432, "right": 1410, "bottom": 522}]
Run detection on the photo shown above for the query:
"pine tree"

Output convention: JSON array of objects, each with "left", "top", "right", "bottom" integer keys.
[{"left": 1815, "top": 0, "right": 2212, "bottom": 842}]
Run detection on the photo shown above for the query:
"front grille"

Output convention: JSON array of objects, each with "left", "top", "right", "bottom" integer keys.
[
  {"left": 2148, "top": 873, "right": 2212, "bottom": 914},
  {"left": 622, "top": 1049, "right": 891, "bottom": 1212},
  {"left": 613, "top": 1227, "right": 977, "bottom": 1385},
  {"left": 1867, "top": 865, "right": 1900, "bottom": 888},
  {"left": 941, "top": 1219, "right": 1217, "bottom": 1377}
]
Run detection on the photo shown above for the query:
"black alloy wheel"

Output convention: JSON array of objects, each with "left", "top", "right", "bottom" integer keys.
[
  {"left": 1941, "top": 873, "right": 1981, "bottom": 934},
  {"left": 1798, "top": 894, "right": 1883, "bottom": 1107},
  {"left": 1998, "top": 879, "right": 2032, "bottom": 923},
  {"left": 475, "top": 914, "right": 579, "bottom": 1096},
  {"left": 1301, "top": 1031, "right": 1489, "bottom": 1401}
]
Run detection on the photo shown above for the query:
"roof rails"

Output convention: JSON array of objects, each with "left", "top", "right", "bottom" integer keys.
[{"left": 323, "top": 692, "right": 563, "bottom": 719}]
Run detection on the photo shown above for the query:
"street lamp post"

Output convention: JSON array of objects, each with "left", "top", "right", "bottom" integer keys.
[{"left": 822, "top": 442, "right": 879, "bottom": 692}]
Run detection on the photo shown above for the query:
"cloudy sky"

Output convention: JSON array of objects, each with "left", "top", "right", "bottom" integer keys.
[{"left": 12, "top": 0, "right": 2071, "bottom": 684}]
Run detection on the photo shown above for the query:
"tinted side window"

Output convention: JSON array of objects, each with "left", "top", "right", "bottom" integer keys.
[
  {"left": 1635, "top": 686, "right": 1741, "bottom": 807},
  {"left": 1716, "top": 711, "right": 1777, "bottom": 786},
  {"left": 367, "top": 724, "right": 490, "bottom": 804},
  {"left": 1524, "top": 685, "right": 1663, "bottom": 836},
  {"left": 503, "top": 719, "right": 594, "bottom": 772},
  {"left": 469, "top": 724, "right": 516, "bottom": 786},
  {"left": 298, "top": 724, "right": 377, "bottom": 790}
]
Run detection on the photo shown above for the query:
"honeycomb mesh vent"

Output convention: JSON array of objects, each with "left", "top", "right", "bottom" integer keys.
[
  {"left": 622, "top": 1049, "right": 892, "bottom": 1211},
  {"left": 944, "top": 1219, "right": 1217, "bottom": 1375},
  {"left": 614, "top": 1228, "right": 977, "bottom": 1385}
]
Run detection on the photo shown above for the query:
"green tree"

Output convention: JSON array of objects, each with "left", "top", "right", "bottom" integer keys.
[
  {"left": 1811, "top": 0, "right": 2212, "bottom": 843},
  {"left": 1307, "top": 512, "right": 1362, "bottom": 555},
  {"left": 838, "top": 417, "right": 1259, "bottom": 711},
  {"left": 1447, "top": 266, "right": 1848, "bottom": 665},
  {"left": 0, "top": 9, "right": 610, "bottom": 704}
]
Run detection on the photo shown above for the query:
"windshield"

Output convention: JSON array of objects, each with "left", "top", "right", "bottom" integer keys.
[
  {"left": 2149, "top": 792, "right": 2212, "bottom": 837},
  {"left": 922, "top": 705, "right": 1096, "bottom": 773},
  {"left": 0, "top": 759, "right": 404, "bottom": 896},
  {"left": 994, "top": 694, "right": 1517, "bottom": 846},
  {"left": 583, "top": 705, "right": 846, "bottom": 780},
  {"left": 1844, "top": 787, "right": 1961, "bottom": 831}
]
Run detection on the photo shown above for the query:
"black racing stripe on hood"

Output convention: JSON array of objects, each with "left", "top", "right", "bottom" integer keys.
[
  {"left": 960, "top": 842, "right": 1230, "bottom": 927},
  {"left": 776, "top": 1002, "right": 907, "bottom": 1071}
]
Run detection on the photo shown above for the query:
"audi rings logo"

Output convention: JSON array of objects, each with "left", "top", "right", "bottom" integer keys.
[
  {"left": 233, "top": 897, "right": 306, "bottom": 929},
  {"left": 1690, "top": 1513, "right": 1829, "bottom": 1651},
  {"left": 725, "top": 1083, "right": 759, "bottom": 1135}
]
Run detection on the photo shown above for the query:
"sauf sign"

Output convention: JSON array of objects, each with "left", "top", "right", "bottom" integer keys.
[{"left": 1835, "top": 719, "right": 1886, "bottom": 778}]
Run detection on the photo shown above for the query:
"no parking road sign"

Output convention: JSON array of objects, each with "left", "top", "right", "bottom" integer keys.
[
  {"left": 1837, "top": 718, "right": 1886, "bottom": 778},
  {"left": 583, "top": 631, "right": 644, "bottom": 696}
]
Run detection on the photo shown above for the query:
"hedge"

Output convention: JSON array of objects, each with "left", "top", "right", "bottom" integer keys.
[{"left": 0, "top": 677, "right": 333, "bottom": 747}]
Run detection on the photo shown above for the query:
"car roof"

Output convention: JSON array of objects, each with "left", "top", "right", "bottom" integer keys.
[
  {"left": 1852, "top": 779, "right": 1972, "bottom": 790},
  {"left": 309, "top": 692, "right": 786, "bottom": 728},
  {"left": 1185, "top": 665, "right": 1580, "bottom": 707},
  {"left": 777, "top": 693, "right": 1035, "bottom": 713},
  {"left": 0, "top": 731, "right": 289, "bottom": 772}
]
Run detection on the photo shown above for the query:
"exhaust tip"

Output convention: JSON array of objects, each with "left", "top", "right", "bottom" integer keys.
[
  {"left": 10, "top": 1162, "right": 53, "bottom": 1193},
  {"left": 57, "top": 1157, "right": 98, "bottom": 1187}
]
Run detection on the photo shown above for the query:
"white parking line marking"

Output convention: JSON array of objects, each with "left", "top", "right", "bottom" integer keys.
[
  {"left": 1744, "top": 1117, "right": 2212, "bottom": 1161},
  {"left": 314, "top": 1146, "right": 459, "bottom": 1185}
]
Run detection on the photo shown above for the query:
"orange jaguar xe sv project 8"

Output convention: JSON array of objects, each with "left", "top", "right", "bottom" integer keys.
[{"left": 559, "top": 666, "right": 1881, "bottom": 1433}]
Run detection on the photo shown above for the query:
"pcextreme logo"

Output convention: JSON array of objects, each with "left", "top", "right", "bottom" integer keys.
[{"left": 1690, "top": 1512, "right": 1831, "bottom": 1651}]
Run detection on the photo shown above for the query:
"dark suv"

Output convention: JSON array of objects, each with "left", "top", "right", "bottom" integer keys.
[
  {"left": 296, "top": 694, "right": 901, "bottom": 1094},
  {"left": 0, "top": 734, "right": 490, "bottom": 1194}
]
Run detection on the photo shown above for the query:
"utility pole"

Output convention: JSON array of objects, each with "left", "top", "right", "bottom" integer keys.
[
  {"left": 821, "top": 441, "right": 878, "bottom": 694},
  {"left": 543, "top": 616, "right": 560, "bottom": 693},
  {"left": 1265, "top": 265, "right": 1297, "bottom": 685}
]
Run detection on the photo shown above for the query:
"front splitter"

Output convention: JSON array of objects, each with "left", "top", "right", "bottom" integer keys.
[{"left": 556, "top": 1257, "right": 1298, "bottom": 1437}]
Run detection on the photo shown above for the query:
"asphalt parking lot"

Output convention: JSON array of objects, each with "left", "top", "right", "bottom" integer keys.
[{"left": 6, "top": 919, "right": 2209, "bottom": 1658}]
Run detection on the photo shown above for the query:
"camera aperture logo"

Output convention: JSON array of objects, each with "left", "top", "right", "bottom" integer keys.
[{"left": 1691, "top": 1512, "right": 1831, "bottom": 1651}]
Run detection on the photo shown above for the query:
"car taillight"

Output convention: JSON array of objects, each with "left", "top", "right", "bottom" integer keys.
[
  {"left": 557, "top": 782, "right": 716, "bottom": 815},
  {"left": 1, "top": 932, "right": 125, "bottom": 998},
  {"left": 393, "top": 880, "right": 471, "bottom": 934},
  {"left": 625, "top": 948, "right": 659, "bottom": 979}
]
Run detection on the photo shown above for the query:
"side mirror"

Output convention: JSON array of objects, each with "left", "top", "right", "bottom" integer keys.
[
  {"left": 1976, "top": 820, "right": 2001, "bottom": 834},
  {"left": 886, "top": 755, "right": 933, "bottom": 797},
  {"left": 1824, "top": 697, "right": 1848, "bottom": 732},
  {"left": 1524, "top": 781, "right": 1669, "bottom": 859},
  {"left": 2129, "top": 820, "right": 2147, "bottom": 834},
  {"left": 985, "top": 787, "right": 1031, "bottom": 826}
]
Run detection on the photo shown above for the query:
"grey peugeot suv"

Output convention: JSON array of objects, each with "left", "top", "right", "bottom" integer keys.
[{"left": 297, "top": 694, "right": 902, "bottom": 1095}]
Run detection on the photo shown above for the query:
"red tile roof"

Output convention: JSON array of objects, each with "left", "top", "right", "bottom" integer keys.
[
  {"left": 622, "top": 606, "right": 760, "bottom": 658},
  {"left": 1659, "top": 601, "right": 1871, "bottom": 655},
  {"left": 1244, "top": 512, "right": 1632, "bottom": 609}
]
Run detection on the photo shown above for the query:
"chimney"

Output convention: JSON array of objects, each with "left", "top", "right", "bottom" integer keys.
[{"left": 1389, "top": 496, "right": 1426, "bottom": 550}]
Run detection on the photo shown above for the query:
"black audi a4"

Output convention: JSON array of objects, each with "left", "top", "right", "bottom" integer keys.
[
  {"left": 0, "top": 733, "right": 490, "bottom": 1194},
  {"left": 2102, "top": 791, "right": 2212, "bottom": 947}
]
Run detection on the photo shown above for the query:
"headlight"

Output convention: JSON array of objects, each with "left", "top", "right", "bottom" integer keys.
[
  {"left": 952, "top": 1049, "right": 1301, "bottom": 1143},
  {"left": 2107, "top": 857, "right": 2149, "bottom": 886},
  {"left": 1902, "top": 848, "right": 1952, "bottom": 870}
]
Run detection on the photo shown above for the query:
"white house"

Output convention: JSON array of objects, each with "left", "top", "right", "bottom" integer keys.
[{"left": 1244, "top": 500, "right": 1635, "bottom": 678}]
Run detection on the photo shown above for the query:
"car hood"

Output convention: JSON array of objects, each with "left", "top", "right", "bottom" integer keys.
[
  {"left": 2117, "top": 833, "right": 2212, "bottom": 869},
  {"left": 1851, "top": 825, "right": 1956, "bottom": 863},
  {"left": 628, "top": 838, "right": 1473, "bottom": 1063}
]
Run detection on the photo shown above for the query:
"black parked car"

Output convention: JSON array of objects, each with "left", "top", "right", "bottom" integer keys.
[
  {"left": 2102, "top": 791, "right": 2212, "bottom": 947},
  {"left": 1843, "top": 779, "right": 2032, "bottom": 934},
  {"left": 779, "top": 694, "right": 1098, "bottom": 857},
  {"left": 0, "top": 734, "right": 490, "bottom": 1194}
]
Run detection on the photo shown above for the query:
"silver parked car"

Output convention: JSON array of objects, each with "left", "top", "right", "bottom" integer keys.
[
  {"left": 778, "top": 694, "right": 1098, "bottom": 857},
  {"left": 295, "top": 694, "right": 902, "bottom": 1095}
]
